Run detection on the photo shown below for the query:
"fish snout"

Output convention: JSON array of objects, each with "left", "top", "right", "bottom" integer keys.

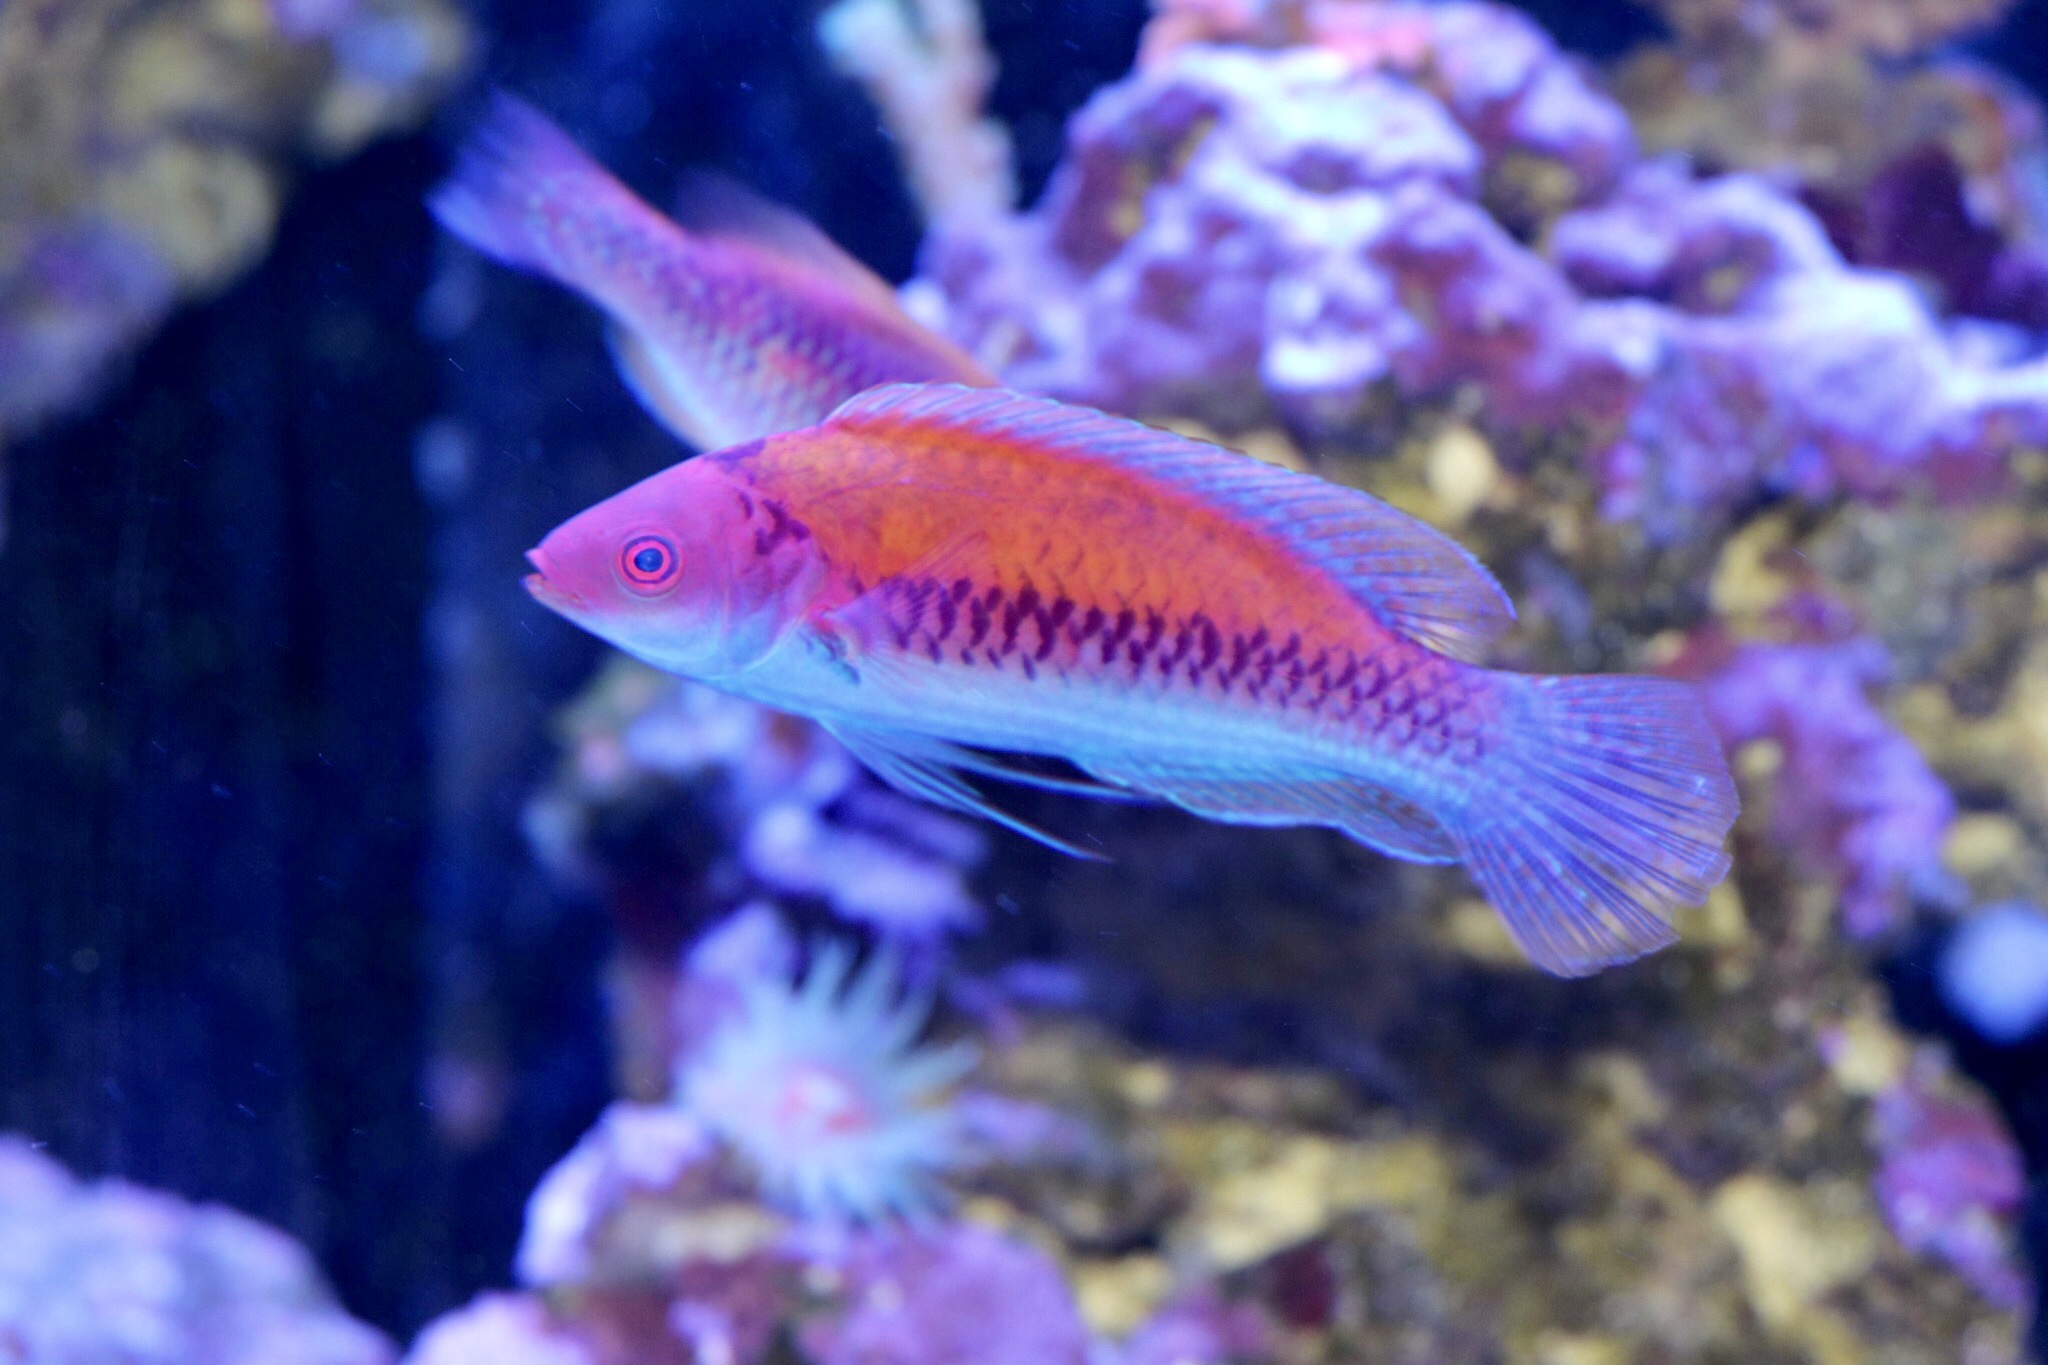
[{"left": 523, "top": 546, "right": 584, "bottom": 612}]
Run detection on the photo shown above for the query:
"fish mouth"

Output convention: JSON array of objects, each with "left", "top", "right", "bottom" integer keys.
[{"left": 523, "top": 547, "right": 584, "bottom": 612}]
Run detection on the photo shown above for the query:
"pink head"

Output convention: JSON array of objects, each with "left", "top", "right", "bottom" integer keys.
[{"left": 523, "top": 453, "right": 823, "bottom": 677}]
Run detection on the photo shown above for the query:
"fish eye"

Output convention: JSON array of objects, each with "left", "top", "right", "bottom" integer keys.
[{"left": 619, "top": 534, "right": 681, "bottom": 594}]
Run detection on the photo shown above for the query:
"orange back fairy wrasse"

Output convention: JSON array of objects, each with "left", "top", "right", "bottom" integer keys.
[
  {"left": 428, "top": 93, "right": 995, "bottom": 449},
  {"left": 523, "top": 385, "right": 1740, "bottom": 977}
]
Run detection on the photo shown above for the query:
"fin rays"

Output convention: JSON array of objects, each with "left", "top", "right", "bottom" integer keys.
[
  {"left": 825, "top": 723, "right": 1120, "bottom": 861},
  {"left": 1074, "top": 755, "right": 1458, "bottom": 863},
  {"left": 1444, "top": 675, "right": 1739, "bottom": 976}
]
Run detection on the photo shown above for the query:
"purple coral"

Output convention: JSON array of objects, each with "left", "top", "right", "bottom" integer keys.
[
  {"left": 1870, "top": 1053, "right": 2028, "bottom": 1308},
  {"left": 1361, "top": 182, "right": 1659, "bottom": 430},
  {"left": 798, "top": 1224, "right": 1091, "bottom": 1365},
  {"left": 514, "top": 1101, "right": 730, "bottom": 1288},
  {"left": 912, "top": 34, "right": 1496, "bottom": 429},
  {"left": 1684, "top": 633, "right": 1953, "bottom": 938},
  {"left": 1570, "top": 168, "right": 2043, "bottom": 530},
  {"left": 402, "top": 1294, "right": 594, "bottom": 1365},
  {"left": 1139, "top": 0, "right": 1633, "bottom": 195},
  {"left": 503, "top": 1095, "right": 792, "bottom": 1363},
  {"left": 909, "top": 0, "right": 2048, "bottom": 534},
  {"left": 1111, "top": 1286, "right": 1272, "bottom": 1365},
  {"left": 0, "top": 1137, "right": 394, "bottom": 1365},
  {"left": 528, "top": 669, "right": 984, "bottom": 942}
]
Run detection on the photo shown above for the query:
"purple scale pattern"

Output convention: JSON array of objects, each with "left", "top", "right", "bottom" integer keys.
[{"left": 858, "top": 573, "right": 1485, "bottom": 761}]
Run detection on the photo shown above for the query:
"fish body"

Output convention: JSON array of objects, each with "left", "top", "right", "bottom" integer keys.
[
  {"left": 429, "top": 94, "right": 994, "bottom": 450},
  {"left": 525, "top": 384, "right": 1739, "bottom": 977}
]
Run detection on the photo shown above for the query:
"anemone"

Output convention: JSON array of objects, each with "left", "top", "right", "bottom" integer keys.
[{"left": 677, "top": 939, "right": 976, "bottom": 1222}]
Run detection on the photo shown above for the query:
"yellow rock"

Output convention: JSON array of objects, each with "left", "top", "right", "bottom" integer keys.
[
  {"left": 1944, "top": 813, "right": 2024, "bottom": 881},
  {"left": 1709, "top": 1174, "right": 1877, "bottom": 1335},
  {"left": 1184, "top": 1133, "right": 1336, "bottom": 1270},
  {"left": 1324, "top": 1135, "right": 1457, "bottom": 1214},
  {"left": 108, "top": 15, "right": 272, "bottom": 136},
  {"left": 1579, "top": 1052, "right": 1670, "bottom": 1130},
  {"left": 1423, "top": 423, "right": 1500, "bottom": 526},
  {"left": 1710, "top": 512, "right": 1797, "bottom": 623},
  {"left": 1672, "top": 879, "right": 1750, "bottom": 949},
  {"left": 1172, "top": 1128, "right": 1456, "bottom": 1272},
  {"left": 1440, "top": 895, "right": 1530, "bottom": 967},
  {"left": 206, "top": 0, "right": 280, "bottom": 42},
  {"left": 1071, "top": 1254, "right": 1171, "bottom": 1338},
  {"left": 1734, "top": 738, "right": 1783, "bottom": 783},
  {"left": 307, "top": 5, "right": 475, "bottom": 158},
  {"left": 1118, "top": 1059, "right": 1172, "bottom": 1109},
  {"left": 1821, "top": 1009, "right": 1908, "bottom": 1097},
  {"left": 1531, "top": 1332, "right": 1630, "bottom": 1365},
  {"left": 100, "top": 140, "right": 279, "bottom": 290},
  {"left": 1236, "top": 427, "right": 1311, "bottom": 474}
]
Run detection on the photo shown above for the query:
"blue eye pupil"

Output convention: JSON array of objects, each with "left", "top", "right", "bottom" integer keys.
[{"left": 633, "top": 546, "right": 665, "bottom": 574}]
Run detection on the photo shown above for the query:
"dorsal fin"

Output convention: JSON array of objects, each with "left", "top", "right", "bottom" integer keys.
[
  {"left": 672, "top": 170, "right": 909, "bottom": 318},
  {"left": 821, "top": 384, "right": 1515, "bottom": 660}
]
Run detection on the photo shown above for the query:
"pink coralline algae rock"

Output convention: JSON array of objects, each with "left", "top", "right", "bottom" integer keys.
[
  {"left": 513, "top": 1102, "right": 734, "bottom": 1288},
  {"left": 1109, "top": 1287, "right": 1272, "bottom": 1365},
  {"left": 1684, "top": 633, "right": 1955, "bottom": 938},
  {"left": 1869, "top": 1053, "right": 2028, "bottom": 1308},
  {"left": 402, "top": 1294, "right": 595, "bottom": 1365},
  {"left": 1360, "top": 182, "right": 1659, "bottom": 431},
  {"left": 799, "top": 1224, "right": 1091, "bottom": 1365},
  {"left": 1547, "top": 163, "right": 1844, "bottom": 306},
  {"left": 910, "top": 0, "right": 2048, "bottom": 535},
  {"left": 915, "top": 43, "right": 1484, "bottom": 428},
  {"left": 0, "top": 1137, "right": 394, "bottom": 1365},
  {"left": 423, "top": 1102, "right": 1088, "bottom": 1364},
  {"left": 1137, "top": 0, "right": 1634, "bottom": 195},
  {"left": 499, "top": 1099, "right": 792, "bottom": 1365},
  {"left": 1561, "top": 165, "right": 2048, "bottom": 533}
]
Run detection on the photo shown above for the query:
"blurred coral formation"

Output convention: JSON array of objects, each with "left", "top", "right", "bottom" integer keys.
[
  {"left": 0, "top": 0, "right": 469, "bottom": 542},
  {"left": 911, "top": 0, "right": 2048, "bottom": 537},
  {"left": 818, "top": 0, "right": 1015, "bottom": 224},
  {"left": 0, "top": 1137, "right": 396, "bottom": 1363},
  {"left": 1617, "top": 0, "right": 2048, "bottom": 329},
  {"left": 430, "top": 0, "right": 2048, "bottom": 1358},
  {"left": 1678, "top": 622, "right": 1956, "bottom": 940}
]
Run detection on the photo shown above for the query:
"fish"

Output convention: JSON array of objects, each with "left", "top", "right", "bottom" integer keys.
[
  {"left": 523, "top": 383, "right": 1740, "bottom": 977},
  {"left": 427, "top": 92, "right": 995, "bottom": 450}
]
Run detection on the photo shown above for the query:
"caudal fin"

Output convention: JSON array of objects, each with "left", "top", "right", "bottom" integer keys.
[
  {"left": 1448, "top": 674, "right": 1739, "bottom": 977},
  {"left": 428, "top": 91, "right": 666, "bottom": 283}
]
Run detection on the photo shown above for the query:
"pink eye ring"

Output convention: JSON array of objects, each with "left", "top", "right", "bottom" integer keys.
[{"left": 619, "top": 534, "right": 680, "bottom": 593}]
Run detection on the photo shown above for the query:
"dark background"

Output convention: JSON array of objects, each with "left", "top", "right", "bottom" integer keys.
[{"left": 2, "top": 0, "right": 2045, "bottom": 1346}]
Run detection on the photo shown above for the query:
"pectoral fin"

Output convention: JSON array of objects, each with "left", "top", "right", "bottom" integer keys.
[{"left": 823, "top": 721, "right": 1119, "bottom": 861}]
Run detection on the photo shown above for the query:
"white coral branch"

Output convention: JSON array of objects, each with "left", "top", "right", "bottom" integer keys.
[{"left": 818, "top": 0, "right": 1015, "bottom": 224}]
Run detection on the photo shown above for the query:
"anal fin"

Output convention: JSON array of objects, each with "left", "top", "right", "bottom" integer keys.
[{"left": 1075, "top": 755, "right": 1457, "bottom": 864}]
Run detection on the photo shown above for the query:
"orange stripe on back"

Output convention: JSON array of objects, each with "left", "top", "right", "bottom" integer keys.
[{"left": 739, "top": 410, "right": 1384, "bottom": 663}]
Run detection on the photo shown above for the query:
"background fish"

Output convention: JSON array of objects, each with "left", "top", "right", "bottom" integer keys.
[
  {"left": 522, "top": 382, "right": 1740, "bottom": 977},
  {"left": 428, "top": 93, "right": 994, "bottom": 450}
]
